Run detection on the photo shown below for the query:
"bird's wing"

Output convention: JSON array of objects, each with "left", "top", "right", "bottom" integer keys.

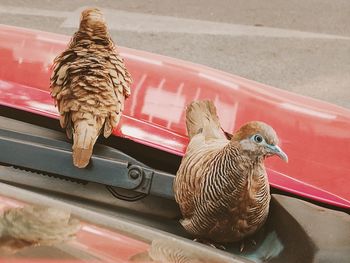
[
  {"left": 174, "top": 136, "right": 228, "bottom": 218},
  {"left": 105, "top": 52, "right": 132, "bottom": 137},
  {"left": 50, "top": 51, "right": 76, "bottom": 136},
  {"left": 175, "top": 100, "right": 229, "bottom": 218}
]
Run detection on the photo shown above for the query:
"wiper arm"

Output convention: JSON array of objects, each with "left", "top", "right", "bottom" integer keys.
[{"left": 0, "top": 117, "right": 175, "bottom": 200}]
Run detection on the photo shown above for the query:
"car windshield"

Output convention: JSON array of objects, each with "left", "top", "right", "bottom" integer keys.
[{"left": 0, "top": 183, "right": 238, "bottom": 263}]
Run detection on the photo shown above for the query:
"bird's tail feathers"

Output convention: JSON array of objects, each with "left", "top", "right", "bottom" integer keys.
[
  {"left": 72, "top": 114, "right": 103, "bottom": 168},
  {"left": 186, "top": 100, "right": 224, "bottom": 140}
]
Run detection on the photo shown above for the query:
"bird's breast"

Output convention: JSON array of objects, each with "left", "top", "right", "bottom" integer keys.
[{"left": 204, "top": 165, "right": 270, "bottom": 242}]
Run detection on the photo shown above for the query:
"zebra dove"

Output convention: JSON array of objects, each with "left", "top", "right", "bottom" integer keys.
[{"left": 174, "top": 100, "right": 287, "bottom": 245}]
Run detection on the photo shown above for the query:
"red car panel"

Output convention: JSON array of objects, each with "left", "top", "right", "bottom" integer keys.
[{"left": 0, "top": 25, "right": 349, "bottom": 209}]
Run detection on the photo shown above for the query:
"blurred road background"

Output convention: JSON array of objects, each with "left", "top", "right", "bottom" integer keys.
[{"left": 0, "top": 0, "right": 349, "bottom": 108}]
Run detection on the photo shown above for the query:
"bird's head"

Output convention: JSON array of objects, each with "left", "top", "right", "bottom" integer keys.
[
  {"left": 232, "top": 121, "right": 288, "bottom": 163},
  {"left": 79, "top": 8, "right": 106, "bottom": 31}
]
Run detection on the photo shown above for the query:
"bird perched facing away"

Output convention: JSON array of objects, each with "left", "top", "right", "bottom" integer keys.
[
  {"left": 0, "top": 205, "right": 80, "bottom": 255},
  {"left": 174, "top": 100, "right": 288, "bottom": 245},
  {"left": 50, "top": 8, "right": 132, "bottom": 168}
]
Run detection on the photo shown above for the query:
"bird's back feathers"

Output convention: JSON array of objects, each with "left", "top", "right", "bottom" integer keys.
[{"left": 50, "top": 8, "right": 132, "bottom": 168}]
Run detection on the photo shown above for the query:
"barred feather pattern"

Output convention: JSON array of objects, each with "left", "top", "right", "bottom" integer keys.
[
  {"left": 130, "top": 238, "right": 232, "bottom": 263},
  {"left": 174, "top": 101, "right": 270, "bottom": 243},
  {"left": 50, "top": 8, "right": 132, "bottom": 168},
  {"left": 148, "top": 239, "right": 203, "bottom": 263}
]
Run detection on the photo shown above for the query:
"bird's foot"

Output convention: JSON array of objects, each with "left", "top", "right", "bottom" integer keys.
[
  {"left": 239, "top": 238, "right": 257, "bottom": 252},
  {"left": 193, "top": 238, "right": 226, "bottom": 250},
  {"left": 239, "top": 242, "right": 244, "bottom": 252}
]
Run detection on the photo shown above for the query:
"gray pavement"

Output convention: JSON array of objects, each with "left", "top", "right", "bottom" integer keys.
[{"left": 0, "top": 0, "right": 349, "bottom": 108}]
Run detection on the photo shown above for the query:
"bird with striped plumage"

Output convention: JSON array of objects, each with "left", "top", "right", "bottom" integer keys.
[{"left": 174, "top": 100, "right": 288, "bottom": 246}]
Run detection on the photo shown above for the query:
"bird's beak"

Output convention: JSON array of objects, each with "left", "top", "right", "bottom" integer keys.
[{"left": 268, "top": 145, "right": 288, "bottom": 163}]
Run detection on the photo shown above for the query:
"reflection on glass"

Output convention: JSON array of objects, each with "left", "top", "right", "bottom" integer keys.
[
  {"left": 130, "top": 238, "right": 233, "bottom": 263},
  {"left": 0, "top": 205, "right": 80, "bottom": 256}
]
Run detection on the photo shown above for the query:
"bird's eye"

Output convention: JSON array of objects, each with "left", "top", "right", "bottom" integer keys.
[{"left": 253, "top": 134, "right": 264, "bottom": 143}]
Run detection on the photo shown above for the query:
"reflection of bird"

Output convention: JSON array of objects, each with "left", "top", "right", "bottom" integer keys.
[
  {"left": 50, "top": 8, "right": 132, "bottom": 168},
  {"left": 0, "top": 205, "right": 80, "bottom": 255},
  {"left": 129, "top": 238, "right": 233, "bottom": 263},
  {"left": 174, "top": 100, "right": 288, "bottom": 245}
]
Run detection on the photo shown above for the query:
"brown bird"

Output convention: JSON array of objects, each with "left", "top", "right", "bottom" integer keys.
[
  {"left": 129, "top": 238, "right": 234, "bottom": 263},
  {"left": 50, "top": 8, "right": 132, "bottom": 168},
  {"left": 174, "top": 100, "right": 288, "bottom": 245},
  {"left": 0, "top": 205, "right": 80, "bottom": 255}
]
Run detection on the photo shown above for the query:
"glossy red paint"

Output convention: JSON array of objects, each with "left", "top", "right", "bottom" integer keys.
[
  {"left": 0, "top": 261, "right": 102, "bottom": 263},
  {"left": 0, "top": 196, "right": 149, "bottom": 263},
  {"left": 0, "top": 261, "right": 103, "bottom": 263},
  {"left": 0, "top": 25, "right": 349, "bottom": 209}
]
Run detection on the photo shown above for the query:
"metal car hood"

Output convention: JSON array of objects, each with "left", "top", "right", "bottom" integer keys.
[{"left": 0, "top": 24, "right": 349, "bottom": 209}]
